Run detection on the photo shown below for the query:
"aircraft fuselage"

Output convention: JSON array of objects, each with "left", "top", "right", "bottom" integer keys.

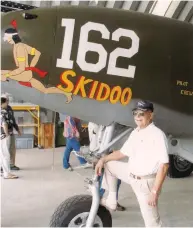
[{"left": 1, "top": 6, "right": 193, "bottom": 138}]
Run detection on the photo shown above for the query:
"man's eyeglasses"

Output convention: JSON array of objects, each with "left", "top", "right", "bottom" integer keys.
[{"left": 132, "top": 111, "right": 145, "bottom": 117}]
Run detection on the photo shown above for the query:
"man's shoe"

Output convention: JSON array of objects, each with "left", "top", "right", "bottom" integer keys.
[
  {"left": 4, "top": 173, "right": 18, "bottom": 179},
  {"left": 10, "top": 165, "right": 20, "bottom": 171},
  {"left": 116, "top": 203, "right": 126, "bottom": 211},
  {"left": 67, "top": 166, "right": 73, "bottom": 171}
]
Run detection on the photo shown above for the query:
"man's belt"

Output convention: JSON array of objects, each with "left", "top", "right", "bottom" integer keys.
[{"left": 130, "top": 173, "right": 156, "bottom": 180}]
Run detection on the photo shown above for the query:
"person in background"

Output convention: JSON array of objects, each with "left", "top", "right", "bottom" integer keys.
[
  {"left": 1, "top": 97, "right": 18, "bottom": 179},
  {"left": 63, "top": 115, "right": 92, "bottom": 171},
  {"left": 88, "top": 122, "right": 125, "bottom": 211},
  {"left": 1, "top": 93, "right": 21, "bottom": 171}
]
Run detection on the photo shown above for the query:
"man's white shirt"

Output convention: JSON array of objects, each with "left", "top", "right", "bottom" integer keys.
[{"left": 120, "top": 122, "right": 169, "bottom": 176}]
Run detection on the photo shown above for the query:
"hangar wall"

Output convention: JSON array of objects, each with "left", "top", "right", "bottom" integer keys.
[{"left": 1, "top": 0, "right": 193, "bottom": 24}]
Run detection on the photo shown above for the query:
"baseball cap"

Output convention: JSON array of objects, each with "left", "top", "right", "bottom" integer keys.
[{"left": 132, "top": 100, "right": 154, "bottom": 112}]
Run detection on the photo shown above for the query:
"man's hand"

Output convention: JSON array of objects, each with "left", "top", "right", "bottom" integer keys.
[
  {"left": 148, "top": 163, "right": 169, "bottom": 207},
  {"left": 94, "top": 151, "right": 126, "bottom": 176},
  {"left": 95, "top": 158, "right": 105, "bottom": 176},
  {"left": 148, "top": 192, "right": 159, "bottom": 207}
]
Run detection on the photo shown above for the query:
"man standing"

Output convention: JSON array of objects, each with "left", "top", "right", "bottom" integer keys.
[
  {"left": 1, "top": 94, "right": 21, "bottom": 171},
  {"left": 63, "top": 115, "right": 92, "bottom": 171},
  {"left": 1, "top": 97, "right": 18, "bottom": 179},
  {"left": 95, "top": 100, "right": 169, "bottom": 227}
]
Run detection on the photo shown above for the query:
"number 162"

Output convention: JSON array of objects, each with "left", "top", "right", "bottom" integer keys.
[{"left": 57, "top": 18, "right": 140, "bottom": 78}]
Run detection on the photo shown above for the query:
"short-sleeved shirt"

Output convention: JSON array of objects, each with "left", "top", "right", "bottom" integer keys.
[
  {"left": 120, "top": 122, "right": 169, "bottom": 176},
  {"left": 63, "top": 116, "right": 80, "bottom": 139}
]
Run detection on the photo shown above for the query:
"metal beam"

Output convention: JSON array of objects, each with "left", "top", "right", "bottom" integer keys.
[
  {"left": 89, "top": 0, "right": 106, "bottom": 7},
  {"left": 70, "top": 1, "right": 80, "bottom": 6},
  {"left": 185, "top": 7, "right": 193, "bottom": 22},
  {"left": 19, "top": 1, "right": 33, "bottom": 6},
  {"left": 0, "top": 4, "right": 21, "bottom": 11},
  {"left": 172, "top": 1, "right": 187, "bottom": 19},
  {"left": 190, "top": 13, "right": 193, "bottom": 24},
  {"left": 114, "top": 0, "right": 124, "bottom": 9},
  {"left": 79, "top": 1, "right": 89, "bottom": 6},
  {"left": 51, "top": 1, "right": 61, "bottom": 6},
  {"left": 130, "top": 1, "right": 141, "bottom": 11},
  {"left": 178, "top": 1, "right": 193, "bottom": 21},
  {"left": 60, "top": 1, "right": 70, "bottom": 6},
  {"left": 150, "top": 0, "right": 172, "bottom": 16},
  {"left": 105, "top": 0, "right": 115, "bottom": 8},
  {"left": 122, "top": 0, "right": 133, "bottom": 10},
  {"left": 137, "top": 1, "right": 149, "bottom": 13},
  {"left": 1, "top": 5, "right": 15, "bottom": 12},
  {"left": 32, "top": 1, "right": 41, "bottom": 7},
  {"left": 40, "top": 1, "right": 52, "bottom": 7},
  {"left": 97, "top": 0, "right": 106, "bottom": 7},
  {"left": 164, "top": 1, "right": 181, "bottom": 18},
  {"left": 89, "top": 0, "right": 97, "bottom": 6},
  {"left": 1, "top": 1, "right": 36, "bottom": 10},
  {"left": 144, "top": 1, "right": 155, "bottom": 13}
]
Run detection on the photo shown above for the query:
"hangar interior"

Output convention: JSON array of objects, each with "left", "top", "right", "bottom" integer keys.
[
  {"left": 1, "top": 0, "right": 193, "bottom": 148},
  {"left": 1, "top": 0, "right": 193, "bottom": 227}
]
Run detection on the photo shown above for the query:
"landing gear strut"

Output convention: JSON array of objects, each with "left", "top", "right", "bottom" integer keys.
[{"left": 50, "top": 177, "right": 112, "bottom": 227}]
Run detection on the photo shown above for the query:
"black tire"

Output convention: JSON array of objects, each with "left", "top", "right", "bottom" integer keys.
[
  {"left": 167, "top": 155, "right": 193, "bottom": 178},
  {"left": 50, "top": 194, "right": 112, "bottom": 227}
]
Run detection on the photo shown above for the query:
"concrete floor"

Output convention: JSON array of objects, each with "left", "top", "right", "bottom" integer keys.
[{"left": 1, "top": 148, "right": 193, "bottom": 227}]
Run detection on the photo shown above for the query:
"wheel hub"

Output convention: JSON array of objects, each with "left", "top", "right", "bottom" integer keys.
[
  {"left": 68, "top": 212, "right": 103, "bottom": 227},
  {"left": 174, "top": 155, "right": 192, "bottom": 172}
]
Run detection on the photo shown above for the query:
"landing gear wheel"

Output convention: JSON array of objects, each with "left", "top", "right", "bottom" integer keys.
[
  {"left": 50, "top": 195, "right": 112, "bottom": 227},
  {"left": 167, "top": 155, "right": 193, "bottom": 178}
]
